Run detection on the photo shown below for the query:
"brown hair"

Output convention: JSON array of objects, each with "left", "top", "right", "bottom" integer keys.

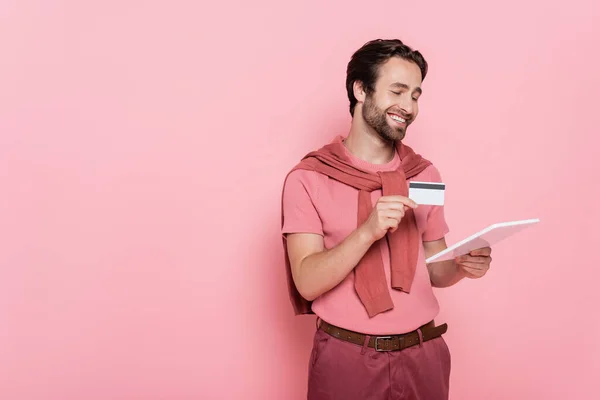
[{"left": 346, "top": 39, "right": 428, "bottom": 116}]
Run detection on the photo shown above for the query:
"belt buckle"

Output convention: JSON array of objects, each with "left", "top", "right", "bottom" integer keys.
[{"left": 374, "top": 336, "right": 393, "bottom": 352}]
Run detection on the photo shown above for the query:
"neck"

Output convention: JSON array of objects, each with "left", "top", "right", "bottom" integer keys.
[{"left": 344, "top": 113, "right": 396, "bottom": 165}]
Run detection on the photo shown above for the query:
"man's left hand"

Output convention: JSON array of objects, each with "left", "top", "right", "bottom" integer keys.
[{"left": 455, "top": 247, "right": 492, "bottom": 279}]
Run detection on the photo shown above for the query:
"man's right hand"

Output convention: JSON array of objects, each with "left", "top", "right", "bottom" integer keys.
[{"left": 360, "top": 195, "right": 418, "bottom": 242}]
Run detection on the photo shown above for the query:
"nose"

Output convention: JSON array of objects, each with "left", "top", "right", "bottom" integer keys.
[{"left": 397, "top": 94, "right": 414, "bottom": 117}]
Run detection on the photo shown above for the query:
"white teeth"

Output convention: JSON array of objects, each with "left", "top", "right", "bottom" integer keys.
[{"left": 389, "top": 114, "right": 406, "bottom": 123}]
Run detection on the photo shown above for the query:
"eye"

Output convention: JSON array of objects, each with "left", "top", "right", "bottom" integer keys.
[{"left": 391, "top": 91, "right": 401, "bottom": 95}]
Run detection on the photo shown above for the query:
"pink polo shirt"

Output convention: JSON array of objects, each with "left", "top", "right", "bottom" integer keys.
[{"left": 282, "top": 144, "right": 449, "bottom": 335}]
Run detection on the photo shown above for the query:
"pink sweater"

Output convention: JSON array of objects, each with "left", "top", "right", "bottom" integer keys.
[{"left": 281, "top": 136, "right": 433, "bottom": 318}]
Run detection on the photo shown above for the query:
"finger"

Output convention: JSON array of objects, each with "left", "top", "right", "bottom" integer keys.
[
  {"left": 381, "top": 209, "right": 404, "bottom": 221},
  {"left": 377, "top": 202, "right": 406, "bottom": 212},
  {"left": 469, "top": 247, "right": 491, "bottom": 256},
  {"left": 394, "top": 196, "right": 418, "bottom": 209},
  {"left": 456, "top": 255, "right": 490, "bottom": 264},
  {"left": 385, "top": 217, "right": 400, "bottom": 232},
  {"left": 457, "top": 261, "right": 489, "bottom": 270},
  {"left": 460, "top": 266, "right": 487, "bottom": 276},
  {"left": 378, "top": 201, "right": 414, "bottom": 212},
  {"left": 461, "top": 266, "right": 486, "bottom": 278},
  {"left": 379, "top": 195, "right": 418, "bottom": 209}
]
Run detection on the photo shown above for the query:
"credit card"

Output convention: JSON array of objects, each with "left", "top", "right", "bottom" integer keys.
[{"left": 409, "top": 181, "right": 445, "bottom": 206}]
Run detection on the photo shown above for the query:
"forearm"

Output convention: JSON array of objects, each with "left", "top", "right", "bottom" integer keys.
[
  {"left": 295, "top": 226, "right": 375, "bottom": 301},
  {"left": 427, "top": 259, "right": 466, "bottom": 288}
]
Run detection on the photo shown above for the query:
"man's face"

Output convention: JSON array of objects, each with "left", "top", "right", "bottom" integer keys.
[{"left": 360, "top": 57, "right": 423, "bottom": 142}]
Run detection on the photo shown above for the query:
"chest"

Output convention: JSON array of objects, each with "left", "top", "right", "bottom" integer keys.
[{"left": 313, "top": 176, "right": 432, "bottom": 247}]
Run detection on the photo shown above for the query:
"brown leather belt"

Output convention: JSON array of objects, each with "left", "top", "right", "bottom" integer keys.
[{"left": 319, "top": 320, "right": 448, "bottom": 352}]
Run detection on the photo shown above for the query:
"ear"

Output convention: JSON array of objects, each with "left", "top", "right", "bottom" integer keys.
[{"left": 353, "top": 81, "right": 367, "bottom": 103}]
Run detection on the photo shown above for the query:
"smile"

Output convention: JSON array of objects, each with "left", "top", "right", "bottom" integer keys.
[{"left": 388, "top": 114, "right": 406, "bottom": 124}]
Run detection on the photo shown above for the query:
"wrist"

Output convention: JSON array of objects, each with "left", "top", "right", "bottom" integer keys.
[{"left": 357, "top": 225, "right": 376, "bottom": 247}]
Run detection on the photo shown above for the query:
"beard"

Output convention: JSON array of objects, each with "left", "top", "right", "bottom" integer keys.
[{"left": 362, "top": 94, "right": 407, "bottom": 142}]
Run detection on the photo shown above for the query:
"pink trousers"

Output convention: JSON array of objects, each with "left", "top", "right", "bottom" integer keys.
[{"left": 307, "top": 327, "right": 451, "bottom": 400}]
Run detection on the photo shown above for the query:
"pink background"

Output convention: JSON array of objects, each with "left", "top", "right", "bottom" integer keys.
[{"left": 1, "top": 1, "right": 599, "bottom": 399}]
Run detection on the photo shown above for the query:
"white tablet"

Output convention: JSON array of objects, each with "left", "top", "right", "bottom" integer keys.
[{"left": 425, "top": 218, "right": 540, "bottom": 263}]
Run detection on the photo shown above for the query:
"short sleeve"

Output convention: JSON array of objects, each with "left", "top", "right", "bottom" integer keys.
[
  {"left": 281, "top": 169, "right": 324, "bottom": 237},
  {"left": 421, "top": 166, "right": 450, "bottom": 242}
]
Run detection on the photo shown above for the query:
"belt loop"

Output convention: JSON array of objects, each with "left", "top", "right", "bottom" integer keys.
[
  {"left": 417, "top": 328, "right": 424, "bottom": 348},
  {"left": 361, "top": 335, "right": 371, "bottom": 355}
]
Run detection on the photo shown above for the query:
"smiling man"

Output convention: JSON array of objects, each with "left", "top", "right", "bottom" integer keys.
[{"left": 280, "top": 39, "right": 492, "bottom": 400}]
